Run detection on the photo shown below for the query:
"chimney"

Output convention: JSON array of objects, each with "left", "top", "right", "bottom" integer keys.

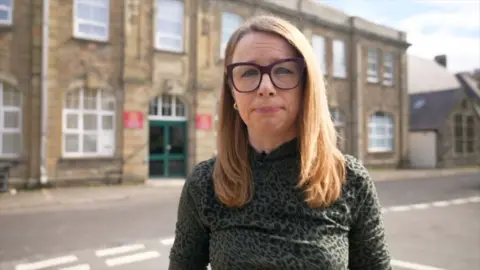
[{"left": 434, "top": 55, "right": 447, "bottom": 68}]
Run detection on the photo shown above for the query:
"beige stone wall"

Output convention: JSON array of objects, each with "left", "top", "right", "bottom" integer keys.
[
  {"left": 0, "top": 1, "right": 38, "bottom": 185},
  {"left": 44, "top": 0, "right": 125, "bottom": 183},
  {"left": 2, "top": 0, "right": 413, "bottom": 186},
  {"left": 358, "top": 38, "right": 407, "bottom": 167}
]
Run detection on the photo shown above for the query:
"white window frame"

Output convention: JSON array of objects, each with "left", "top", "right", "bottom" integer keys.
[
  {"left": 220, "top": 12, "right": 243, "bottom": 59},
  {"left": 0, "top": 0, "right": 13, "bottom": 25},
  {"left": 155, "top": 0, "right": 184, "bottom": 52},
  {"left": 73, "top": 0, "right": 110, "bottom": 42},
  {"left": 333, "top": 40, "right": 347, "bottom": 78},
  {"left": 62, "top": 88, "right": 116, "bottom": 158},
  {"left": 383, "top": 52, "right": 395, "bottom": 86},
  {"left": 148, "top": 94, "right": 187, "bottom": 121},
  {"left": 368, "top": 112, "right": 394, "bottom": 153},
  {"left": 367, "top": 48, "right": 379, "bottom": 83},
  {"left": 312, "top": 35, "right": 327, "bottom": 75},
  {"left": 0, "top": 81, "right": 22, "bottom": 158}
]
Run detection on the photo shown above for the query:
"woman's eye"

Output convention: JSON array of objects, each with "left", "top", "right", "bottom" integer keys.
[
  {"left": 241, "top": 69, "right": 259, "bottom": 77},
  {"left": 274, "top": 67, "right": 293, "bottom": 74}
]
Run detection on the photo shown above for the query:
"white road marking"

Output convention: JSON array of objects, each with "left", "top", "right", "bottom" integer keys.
[
  {"left": 411, "top": 203, "right": 430, "bottom": 210},
  {"left": 468, "top": 196, "right": 480, "bottom": 203},
  {"left": 451, "top": 198, "right": 468, "bottom": 205},
  {"left": 432, "top": 201, "right": 450, "bottom": 207},
  {"left": 95, "top": 244, "right": 145, "bottom": 257},
  {"left": 391, "top": 259, "right": 447, "bottom": 270},
  {"left": 59, "top": 264, "right": 91, "bottom": 270},
  {"left": 382, "top": 195, "right": 480, "bottom": 214},
  {"left": 15, "top": 255, "right": 78, "bottom": 270},
  {"left": 160, "top": 237, "right": 175, "bottom": 246},
  {"left": 389, "top": 205, "right": 411, "bottom": 212},
  {"left": 104, "top": 251, "right": 160, "bottom": 267}
]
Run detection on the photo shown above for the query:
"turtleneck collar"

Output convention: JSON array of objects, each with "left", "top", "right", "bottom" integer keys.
[{"left": 248, "top": 137, "right": 299, "bottom": 164}]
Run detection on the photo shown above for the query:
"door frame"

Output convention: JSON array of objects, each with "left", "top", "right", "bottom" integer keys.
[{"left": 148, "top": 120, "right": 188, "bottom": 179}]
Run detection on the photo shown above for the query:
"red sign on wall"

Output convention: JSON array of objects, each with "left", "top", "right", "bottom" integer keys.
[
  {"left": 124, "top": 111, "right": 144, "bottom": 129},
  {"left": 196, "top": 114, "right": 212, "bottom": 130}
]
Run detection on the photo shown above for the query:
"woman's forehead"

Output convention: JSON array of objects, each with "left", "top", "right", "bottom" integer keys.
[{"left": 231, "top": 32, "right": 296, "bottom": 64}]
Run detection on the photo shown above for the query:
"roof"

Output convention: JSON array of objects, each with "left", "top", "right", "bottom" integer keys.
[
  {"left": 407, "top": 55, "right": 461, "bottom": 93},
  {"left": 410, "top": 89, "right": 464, "bottom": 131},
  {"left": 456, "top": 72, "right": 480, "bottom": 99},
  {"left": 456, "top": 72, "right": 480, "bottom": 118}
]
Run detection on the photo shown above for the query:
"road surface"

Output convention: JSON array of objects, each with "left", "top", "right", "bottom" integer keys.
[{"left": 1, "top": 173, "right": 479, "bottom": 270}]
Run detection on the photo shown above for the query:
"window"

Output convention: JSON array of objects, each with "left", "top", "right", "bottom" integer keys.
[
  {"left": 74, "top": 0, "right": 110, "bottom": 41},
  {"left": 312, "top": 35, "right": 326, "bottom": 75},
  {"left": 220, "top": 12, "right": 243, "bottom": 58},
  {"left": 454, "top": 114, "right": 463, "bottom": 153},
  {"left": 149, "top": 94, "right": 187, "bottom": 120},
  {"left": 368, "top": 112, "right": 394, "bottom": 152},
  {"left": 383, "top": 52, "right": 395, "bottom": 86},
  {"left": 333, "top": 40, "right": 346, "bottom": 78},
  {"left": 466, "top": 116, "right": 475, "bottom": 153},
  {"left": 454, "top": 113, "right": 476, "bottom": 154},
  {"left": 62, "top": 88, "right": 116, "bottom": 157},
  {"left": 413, "top": 99, "right": 425, "bottom": 109},
  {"left": 0, "top": 81, "right": 22, "bottom": 157},
  {"left": 330, "top": 107, "right": 345, "bottom": 151},
  {"left": 0, "top": 0, "right": 13, "bottom": 25},
  {"left": 367, "top": 48, "right": 379, "bottom": 83},
  {"left": 155, "top": 0, "right": 184, "bottom": 52}
]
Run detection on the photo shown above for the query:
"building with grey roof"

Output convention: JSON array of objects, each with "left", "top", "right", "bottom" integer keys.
[{"left": 408, "top": 55, "right": 479, "bottom": 168}]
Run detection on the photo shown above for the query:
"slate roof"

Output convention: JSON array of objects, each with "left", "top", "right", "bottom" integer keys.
[
  {"left": 410, "top": 89, "right": 464, "bottom": 131},
  {"left": 407, "top": 55, "right": 480, "bottom": 131}
]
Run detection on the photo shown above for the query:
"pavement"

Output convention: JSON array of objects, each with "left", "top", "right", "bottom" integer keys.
[
  {"left": 0, "top": 167, "right": 478, "bottom": 213},
  {"left": 0, "top": 169, "right": 479, "bottom": 270}
]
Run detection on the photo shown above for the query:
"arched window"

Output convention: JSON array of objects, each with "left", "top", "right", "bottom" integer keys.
[
  {"left": 149, "top": 93, "right": 187, "bottom": 120},
  {"left": 62, "top": 88, "right": 116, "bottom": 157},
  {"left": 368, "top": 112, "right": 394, "bottom": 152},
  {"left": 0, "top": 81, "right": 22, "bottom": 157}
]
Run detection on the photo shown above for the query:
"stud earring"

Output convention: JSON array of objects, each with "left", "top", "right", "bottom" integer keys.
[{"left": 233, "top": 103, "right": 238, "bottom": 110}]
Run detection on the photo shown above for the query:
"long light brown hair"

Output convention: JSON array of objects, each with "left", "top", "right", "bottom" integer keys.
[{"left": 213, "top": 15, "right": 346, "bottom": 208}]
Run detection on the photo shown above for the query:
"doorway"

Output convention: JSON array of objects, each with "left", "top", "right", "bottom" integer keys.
[{"left": 148, "top": 94, "right": 188, "bottom": 179}]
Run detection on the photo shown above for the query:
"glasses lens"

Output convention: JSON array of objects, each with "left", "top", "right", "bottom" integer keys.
[
  {"left": 230, "top": 59, "right": 303, "bottom": 92},
  {"left": 231, "top": 65, "right": 261, "bottom": 92},
  {"left": 271, "top": 60, "right": 302, "bottom": 89}
]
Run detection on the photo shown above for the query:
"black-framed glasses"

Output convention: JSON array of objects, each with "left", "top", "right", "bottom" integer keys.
[{"left": 226, "top": 57, "right": 306, "bottom": 93}]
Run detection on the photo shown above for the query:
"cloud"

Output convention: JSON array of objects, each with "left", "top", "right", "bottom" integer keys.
[{"left": 398, "top": 1, "right": 480, "bottom": 72}]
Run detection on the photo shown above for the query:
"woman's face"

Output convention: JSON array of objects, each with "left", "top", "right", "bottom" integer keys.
[{"left": 229, "top": 32, "right": 303, "bottom": 138}]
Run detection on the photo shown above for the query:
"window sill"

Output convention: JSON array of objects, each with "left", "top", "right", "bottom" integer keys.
[
  {"left": 154, "top": 48, "right": 187, "bottom": 56},
  {"left": 368, "top": 148, "right": 393, "bottom": 154},
  {"left": 72, "top": 36, "right": 110, "bottom": 46},
  {"left": 332, "top": 75, "right": 348, "bottom": 81},
  {"left": 60, "top": 156, "right": 118, "bottom": 161},
  {"left": 0, "top": 24, "right": 13, "bottom": 33}
]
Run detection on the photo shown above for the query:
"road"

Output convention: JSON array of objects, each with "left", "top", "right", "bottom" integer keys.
[{"left": 0, "top": 173, "right": 479, "bottom": 270}]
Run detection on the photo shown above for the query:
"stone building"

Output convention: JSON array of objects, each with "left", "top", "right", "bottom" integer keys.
[
  {"left": 0, "top": 0, "right": 410, "bottom": 189},
  {"left": 408, "top": 55, "right": 480, "bottom": 168}
]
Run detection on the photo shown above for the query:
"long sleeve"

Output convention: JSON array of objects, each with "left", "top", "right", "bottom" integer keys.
[
  {"left": 168, "top": 175, "right": 210, "bottom": 270},
  {"left": 348, "top": 170, "right": 392, "bottom": 270}
]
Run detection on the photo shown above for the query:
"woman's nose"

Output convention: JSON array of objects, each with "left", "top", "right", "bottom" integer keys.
[{"left": 257, "top": 74, "right": 276, "bottom": 96}]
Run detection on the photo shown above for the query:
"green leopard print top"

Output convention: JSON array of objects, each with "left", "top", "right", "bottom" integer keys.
[{"left": 169, "top": 138, "right": 391, "bottom": 270}]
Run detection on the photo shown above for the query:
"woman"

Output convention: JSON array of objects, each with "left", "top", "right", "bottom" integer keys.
[{"left": 169, "top": 15, "right": 391, "bottom": 270}]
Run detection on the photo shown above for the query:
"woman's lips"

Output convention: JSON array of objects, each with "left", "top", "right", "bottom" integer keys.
[{"left": 255, "top": 106, "right": 281, "bottom": 113}]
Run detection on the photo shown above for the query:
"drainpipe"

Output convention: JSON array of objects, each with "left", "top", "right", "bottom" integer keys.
[{"left": 40, "top": 0, "right": 50, "bottom": 185}]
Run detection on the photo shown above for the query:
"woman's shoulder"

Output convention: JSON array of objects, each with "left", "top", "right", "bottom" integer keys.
[
  {"left": 184, "top": 157, "right": 216, "bottom": 192},
  {"left": 342, "top": 154, "right": 374, "bottom": 191}
]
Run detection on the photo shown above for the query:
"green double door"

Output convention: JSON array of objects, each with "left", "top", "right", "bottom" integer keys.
[{"left": 149, "top": 120, "right": 188, "bottom": 178}]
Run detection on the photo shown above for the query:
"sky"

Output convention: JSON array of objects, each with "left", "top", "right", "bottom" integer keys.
[{"left": 316, "top": 0, "right": 480, "bottom": 72}]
